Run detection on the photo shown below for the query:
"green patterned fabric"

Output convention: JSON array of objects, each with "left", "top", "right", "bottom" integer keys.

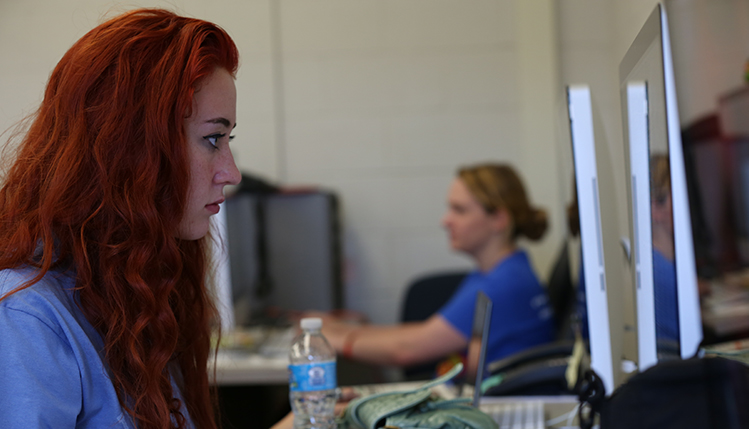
[{"left": 340, "top": 363, "right": 498, "bottom": 429}]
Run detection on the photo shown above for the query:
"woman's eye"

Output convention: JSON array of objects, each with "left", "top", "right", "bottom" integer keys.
[{"left": 203, "top": 133, "right": 225, "bottom": 149}]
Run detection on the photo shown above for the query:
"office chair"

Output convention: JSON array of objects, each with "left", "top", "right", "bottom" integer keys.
[
  {"left": 483, "top": 239, "right": 580, "bottom": 396},
  {"left": 545, "top": 240, "right": 577, "bottom": 340},
  {"left": 399, "top": 270, "right": 468, "bottom": 380}
]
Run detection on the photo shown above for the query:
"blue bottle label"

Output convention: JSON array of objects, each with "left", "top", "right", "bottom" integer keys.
[{"left": 288, "top": 361, "right": 337, "bottom": 392}]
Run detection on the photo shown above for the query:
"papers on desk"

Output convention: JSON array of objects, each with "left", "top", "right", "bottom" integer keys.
[
  {"left": 701, "top": 283, "right": 749, "bottom": 337},
  {"left": 212, "top": 327, "right": 266, "bottom": 350},
  {"left": 703, "top": 338, "right": 749, "bottom": 366},
  {"left": 210, "top": 327, "right": 295, "bottom": 386},
  {"left": 211, "top": 350, "right": 289, "bottom": 385},
  {"left": 212, "top": 326, "right": 295, "bottom": 356}
]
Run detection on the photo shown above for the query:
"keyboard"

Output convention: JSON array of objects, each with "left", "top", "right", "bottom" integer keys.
[{"left": 481, "top": 400, "right": 545, "bottom": 429}]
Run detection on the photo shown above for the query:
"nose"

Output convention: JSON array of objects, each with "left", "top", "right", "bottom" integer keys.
[
  {"left": 441, "top": 212, "right": 451, "bottom": 229},
  {"left": 215, "top": 147, "right": 242, "bottom": 186}
]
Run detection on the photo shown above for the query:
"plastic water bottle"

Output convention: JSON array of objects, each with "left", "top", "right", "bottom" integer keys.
[{"left": 289, "top": 317, "right": 339, "bottom": 429}]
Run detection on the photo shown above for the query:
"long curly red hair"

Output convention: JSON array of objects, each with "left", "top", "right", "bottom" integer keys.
[{"left": 0, "top": 9, "right": 238, "bottom": 429}]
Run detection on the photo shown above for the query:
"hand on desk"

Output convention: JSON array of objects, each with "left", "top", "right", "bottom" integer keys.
[
  {"left": 294, "top": 310, "right": 368, "bottom": 351},
  {"left": 294, "top": 310, "right": 368, "bottom": 326},
  {"left": 297, "top": 309, "right": 466, "bottom": 368},
  {"left": 268, "top": 387, "right": 359, "bottom": 429}
]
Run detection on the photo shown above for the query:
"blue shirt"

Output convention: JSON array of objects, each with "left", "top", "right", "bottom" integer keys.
[
  {"left": 439, "top": 251, "right": 555, "bottom": 365},
  {"left": 0, "top": 267, "right": 193, "bottom": 428},
  {"left": 653, "top": 249, "right": 679, "bottom": 346}
]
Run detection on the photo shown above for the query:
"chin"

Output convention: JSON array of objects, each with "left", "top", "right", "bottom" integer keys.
[
  {"left": 177, "top": 233, "right": 208, "bottom": 241},
  {"left": 176, "top": 224, "right": 210, "bottom": 241}
]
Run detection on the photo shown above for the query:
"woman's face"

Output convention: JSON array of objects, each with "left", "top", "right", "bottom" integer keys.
[
  {"left": 441, "top": 178, "right": 502, "bottom": 256},
  {"left": 178, "top": 67, "right": 241, "bottom": 240}
]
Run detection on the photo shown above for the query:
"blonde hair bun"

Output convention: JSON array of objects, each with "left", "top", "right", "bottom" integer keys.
[
  {"left": 519, "top": 207, "right": 548, "bottom": 241},
  {"left": 458, "top": 163, "right": 548, "bottom": 242}
]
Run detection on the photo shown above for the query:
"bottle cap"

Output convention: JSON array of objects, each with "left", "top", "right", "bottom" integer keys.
[{"left": 300, "top": 317, "right": 322, "bottom": 330}]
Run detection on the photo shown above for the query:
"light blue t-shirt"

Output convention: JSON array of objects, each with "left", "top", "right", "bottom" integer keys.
[
  {"left": 439, "top": 251, "right": 555, "bottom": 366},
  {"left": 0, "top": 267, "right": 192, "bottom": 428}
]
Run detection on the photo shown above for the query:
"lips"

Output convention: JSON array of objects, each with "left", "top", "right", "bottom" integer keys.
[{"left": 206, "top": 198, "right": 224, "bottom": 214}]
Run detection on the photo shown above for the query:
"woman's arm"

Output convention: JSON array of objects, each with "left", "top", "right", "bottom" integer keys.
[{"left": 321, "top": 314, "right": 467, "bottom": 367}]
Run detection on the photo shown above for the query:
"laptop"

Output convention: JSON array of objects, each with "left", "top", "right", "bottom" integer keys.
[{"left": 465, "top": 290, "right": 492, "bottom": 407}]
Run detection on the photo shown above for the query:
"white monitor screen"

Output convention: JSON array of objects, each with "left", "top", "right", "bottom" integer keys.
[
  {"left": 565, "top": 85, "right": 618, "bottom": 395},
  {"left": 620, "top": 2, "right": 703, "bottom": 369}
]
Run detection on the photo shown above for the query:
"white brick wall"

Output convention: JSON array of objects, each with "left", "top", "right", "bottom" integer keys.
[{"left": 0, "top": 0, "right": 660, "bottom": 325}]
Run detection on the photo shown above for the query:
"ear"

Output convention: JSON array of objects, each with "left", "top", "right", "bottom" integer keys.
[{"left": 488, "top": 208, "right": 512, "bottom": 233}]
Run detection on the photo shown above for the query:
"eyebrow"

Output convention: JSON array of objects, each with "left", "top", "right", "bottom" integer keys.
[{"left": 205, "top": 118, "right": 237, "bottom": 129}]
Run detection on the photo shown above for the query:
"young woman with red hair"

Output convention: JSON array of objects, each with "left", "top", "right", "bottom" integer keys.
[{"left": 0, "top": 9, "right": 246, "bottom": 429}]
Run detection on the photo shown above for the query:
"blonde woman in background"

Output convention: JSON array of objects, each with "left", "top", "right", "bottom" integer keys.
[{"left": 317, "top": 163, "right": 555, "bottom": 378}]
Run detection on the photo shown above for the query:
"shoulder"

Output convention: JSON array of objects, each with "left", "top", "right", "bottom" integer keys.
[
  {"left": 487, "top": 250, "right": 536, "bottom": 280},
  {"left": 1, "top": 266, "right": 76, "bottom": 303},
  {"left": 0, "top": 267, "right": 36, "bottom": 295},
  {"left": 480, "top": 251, "right": 544, "bottom": 299},
  {"left": 0, "top": 268, "right": 130, "bottom": 428},
  {"left": 0, "top": 267, "right": 79, "bottom": 334}
]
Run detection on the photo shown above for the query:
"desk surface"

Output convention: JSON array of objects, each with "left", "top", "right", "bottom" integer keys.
[
  {"left": 210, "top": 342, "right": 583, "bottom": 427},
  {"left": 210, "top": 328, "right": 583, "bottom": 428}
]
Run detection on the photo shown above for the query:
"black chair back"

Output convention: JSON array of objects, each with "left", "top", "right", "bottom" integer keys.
[{"left": 399, "top": 270, "right": 467, "bottom": 380}]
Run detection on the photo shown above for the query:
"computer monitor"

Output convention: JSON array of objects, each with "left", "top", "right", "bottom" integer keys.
[
  {"left": 564, "top": 85, "right": 622, "bottom": 395},
  {"left": 210, "top": 190, "right": 343, "bottom": 329},
  {"left": 662, "top": 0, "right": 749, "bottom": 283},
  {"left": 210, "top": 202, "right": 236, "bottom": 333},
  {"left": 619, "top": 2, "right": 703, "bottom": 370},
  {"left": 622, "top": 81, "right": 659, "bottom": 370}
]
